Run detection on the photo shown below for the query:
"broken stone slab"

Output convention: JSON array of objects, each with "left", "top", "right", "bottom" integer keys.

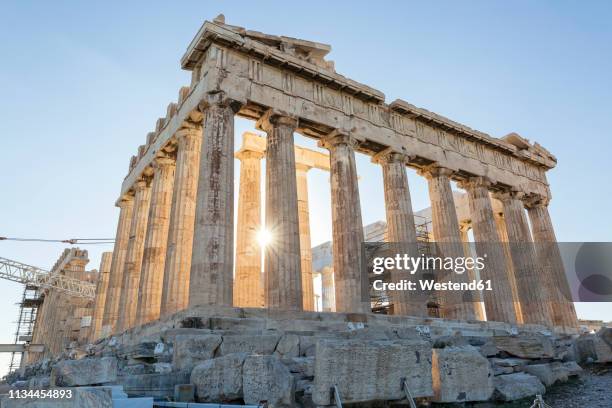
[
  {"left": 218, "top": 334, "right": 280, "bottom": 356},
  {"left": 172, "top": 334, "right": 222, "bottom": 372},
  {"left": 493, "top": 373, "right": 546, "bottom": 401},
  {"left": 0, "top": 387, "right": 113, "bottom": 407},
  {"left": 523, "top": 362, "right": 569, "bottom": 386},
  {"left": 489, "top": 357, "right": 530, "bottom": 368},
  {"left": 493, "top": 334, "right": 554, "bottom": 359},
  {"left": 575, "top": 332, "right": 612, "bottom": 363},
  {"left": 312, "top": 339, "right": 433, "bottom": 406},
  {"left": 432, "top": 346, "right": 493, "bottom": 403},
  {"left": 50, "top": 357, "right": 117, "bottom": 387},
  {"left": 243, "top": 354, "right": 294, "bottom": 407},
  {"left": 275, "top": 334, "right": 300, "bottom": 358},
  {"left": 190, "top": 352, "right": 248, "bottom": 402},
  {"left": 282, "top": 356, "right": 314, "bottom": 378}
]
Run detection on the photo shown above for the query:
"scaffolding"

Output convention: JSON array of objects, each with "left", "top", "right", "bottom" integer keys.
[
  {"left": 369, "top": 215, "right": 436, "bottom": 314},
  {"left": 8, "top": 285, "right": 41, "bottom": 371}
]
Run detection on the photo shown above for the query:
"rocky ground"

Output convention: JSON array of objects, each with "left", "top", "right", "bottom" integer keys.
[
  {"left": 434, "top": 364, "right": 612, "bottom": 407},
  {"left": 543, "top": 364, "right": 612, "bottom": 408}
]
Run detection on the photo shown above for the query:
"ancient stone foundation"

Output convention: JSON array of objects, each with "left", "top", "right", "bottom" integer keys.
[{"left": 7, "top": 306, "right": 610, "bottom": 407}]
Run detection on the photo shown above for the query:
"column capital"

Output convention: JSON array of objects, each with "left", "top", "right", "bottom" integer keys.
[
  {"left": 133, "top": 178, "right": 150, "bottom": 192},
  {"left": 235, "top": 149, "right": 264, "bottom": 161},
  {"left": 153, "top": 154, "right": 176, "bottom": 169},
  {"left": 117, "top": 193, "right": 134, "bottom": 207},
  {"left": 318, "top": 129, "right": 359, "bottom": 150},
  {"left": 457, "top": 176, "right": 493, "bottom": 191},
  {"left": 175, "top": 124, "right": 202, "bottom": 140},
  {"left": 371, "top": 147, "right": 414, "bottom": 165},
  {"left": 523, "top": 193, "right": 550, "bottom": 209},
  {"left": 417, "top": 163, "right": 455, "bottom": 180},
  {"left": 255, "top": 109, "right": 298, "bottom": 132},
  {"left": 198, "top": 91, "right": 243, "bottom": 114},
  {"left": 492, "top": 187, "right": 525, "bottom": 203}
]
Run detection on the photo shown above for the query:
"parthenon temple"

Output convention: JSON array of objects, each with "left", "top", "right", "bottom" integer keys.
[
  {"left": 17, "top": 15, "right": 601, "bottom": 406},
  {"left": 33, "top": 12, "right": 578, "bottom": 352}
]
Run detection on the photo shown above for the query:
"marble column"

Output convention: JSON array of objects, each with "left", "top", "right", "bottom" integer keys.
[
  {"left": 296, "top": 163, "right": 315, "bottom": 311},
  {"left": 257, "top": 110, "right": 303, "bottom": 310},
  {"left": 494, "top": 212, "right": 523, "bottom": 323},
  {"left": 90, "top": 252, "right": 112, "bottom": 341},
  {"left": 320, "top": 267, "right": 336, "bottom": 312},
  {"left": 525, "top": 195, "right": 578, "bottom": 328},
  {"left": 136, "top": 156, "right": 176, "bottom": 326},
  {"left": 190, "top": 97, "right": 241, "bottom": 307},
  {"left": 102, "top": 195, "right": 134, "bottom": 336},
  {"left": 419, "top": 165, "right": 476, "bottom": 320},
  {"left": 374, "top": 149, "right": 427, "bottom": 317},
  {"left": 320, "top": 130, "right": 367, "bottom": 313},
  {"left": 459, "top": 177, "right": 517, "bottom": 323},
  {"left": 160, "top": 125, "right": 202, "bottom": 316},
  {"left": 233, "top": 149, "right": 264, "bottom": 308},
  {"left": 494, "top": 189, "right": 552, "bottom": 326},
  {"left": 459, "top": 223, "right": 486, "bottom": 321},
  {"left": 116, "top": 179, "right": 152, "bottom": 332}
]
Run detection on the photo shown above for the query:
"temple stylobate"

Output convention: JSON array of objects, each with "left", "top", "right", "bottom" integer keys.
[{"left": 88, "top": 13, "right": 579, "bottom": 342}]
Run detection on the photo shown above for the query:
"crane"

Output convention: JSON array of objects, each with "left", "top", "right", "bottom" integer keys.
[
  {"left": 0, "top": 256, "right": 96, "bottom": 299},
  {"left": 0, "top": 256, "right": 97, "bottom": 372}
]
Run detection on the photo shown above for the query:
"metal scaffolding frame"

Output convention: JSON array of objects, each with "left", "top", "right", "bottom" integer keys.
[{"left": 8, "top": 285, "right": 41, "bottom": 371}]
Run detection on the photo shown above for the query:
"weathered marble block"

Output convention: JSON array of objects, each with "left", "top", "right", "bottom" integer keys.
[
  {"left": 50, "top": 357, "right": 117, "bottom": 387},
  {"left": 312, "top": 339, "right": 433, "bottom": 405},
  {"left": 432, "top": 346, "right": 493, "bottom": 402}
]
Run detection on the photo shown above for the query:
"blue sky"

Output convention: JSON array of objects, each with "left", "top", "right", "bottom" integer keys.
[{"left": 1, "top": 1, "right": 611, "bottom": 375}]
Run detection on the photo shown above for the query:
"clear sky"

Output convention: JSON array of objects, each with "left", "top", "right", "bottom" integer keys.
[{"left": 1, "top": 1, "right": 611, "bottom": 376}]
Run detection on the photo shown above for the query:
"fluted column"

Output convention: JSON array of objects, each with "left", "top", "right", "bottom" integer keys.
[
  {"left": 190, "top": 96, "right": 241, "bottom": 307},
  {"left": 374, "top": 149, "right": 427, "bottom": 317},
  {"left": 320, "top": 130, "right": 367, "bottom": 313},
  {"left": 136, "top": 156, "right": 176, "bottom": 326},
  {"left": 257, "top": 110, "right": 303, "bottom": 310},
  {"left": 90, "top": 252, "right": 112, "bottom": 341},
  {"left": 116, "top": 179, "right": 151, "bottom": 332},
  {"left": 102, "top": 195, "right": 134, "bottom": 336},
  {"left": 296, "top": 163, "right": 315, "bottom": 311},
  {"left": 494, "top": 189, "right": 552, "bottom": 326},
  {"left": 494, "top": 212, "right": 523, "bottom": 323},
  {"left": 320, "top": 267, "right": 336, "bottom": 312},
  {"left": 419, "top": 165, "right": 476, "bottom": 320},
  {"left": 525, "top": 195, "right": 577, "bottom": 328},
  {"left": 233, "top": 149, "right": 264, "bottom": 308},
  {"left": 459, "top": 177, "right": 517, "bottom": 323},
  {"left": 160, "top": 125, "right": 202, "bottom": 316},
  {"left": 459, "top": 223, "right": 486, "bottom": 321}
]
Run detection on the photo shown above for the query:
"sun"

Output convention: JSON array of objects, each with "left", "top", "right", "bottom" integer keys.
[{"left": 256, "top": 228, "right": 272, "bottom": 247}]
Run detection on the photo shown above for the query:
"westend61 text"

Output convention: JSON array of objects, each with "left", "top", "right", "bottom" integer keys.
[{"left": 372, "top": 279, "right": 493, "bottom": 291}]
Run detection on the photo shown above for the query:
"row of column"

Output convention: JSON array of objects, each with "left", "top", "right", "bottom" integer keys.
[
  {"left": 99, "top": 94, "right": 576, "bottom": 336},
  {"left": 101, "top": 124, "right": 202, "bottom": 336}
]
